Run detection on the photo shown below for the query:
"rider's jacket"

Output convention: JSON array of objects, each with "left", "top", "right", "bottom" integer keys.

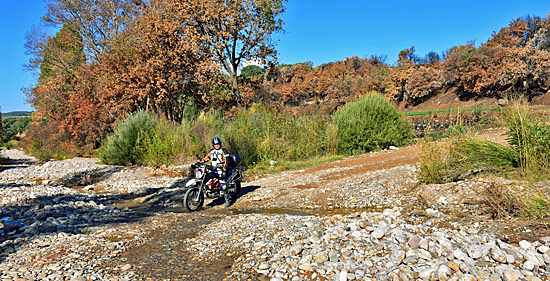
[{"left": 201, "top": 148, "right": 229, "bottom": 169}]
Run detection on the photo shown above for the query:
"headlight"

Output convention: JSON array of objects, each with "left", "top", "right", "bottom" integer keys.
[{"left": 195, "top": 170, "right": 203, "bottom": 178}]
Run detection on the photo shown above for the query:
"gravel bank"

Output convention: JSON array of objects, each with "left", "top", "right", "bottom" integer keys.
[
  {"left": 187, "top": 209, "right": 549, "bottom": 280},
  {"left": 1, "top": 148, "right": 549, "bottom": 280}
]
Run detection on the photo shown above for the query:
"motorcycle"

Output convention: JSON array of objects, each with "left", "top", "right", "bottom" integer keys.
[{"left": 183, "top": 154, "right": 242, "bottom": 212}]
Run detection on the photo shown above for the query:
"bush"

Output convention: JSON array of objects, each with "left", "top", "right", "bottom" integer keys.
[
  {"left": 333, "top": 92, "right": 414, "bottom": 155},
  {"left": 419, "top": 101, "right": 550, "bottom": 183},
  {"left": 222, "top": 105, "right": 337, "bottom": 166},
  {"left": 143, "top": 120, "right": 196, "bottom": 166},
  {"left": 21, "top": 120, "right": 76, "bottom": 161},
  {"left": 502, "top": 102, "right": 550, "bottom": 181},
  {"left": 4, "top": 140, "right": 19, "bottom": 150},
  {"left": 420, "top": 137, "right": 520, "bottom": 184},
  {"left": 2, "top": 117, "right": 31, "bottom": 142},
  {"left": 30, "top": 140, "right": 53, "bottom": 162},
  {"left": 524, "top": 195, "right": 550, "bottom": 218},
  {"left": 93, "top": 103, "right": 341, "bottom": 171},
  {"left": 99, "top": 110, "right": 158, "bottom": 165},
  {"left": 418, "top": 142, "right": 448, "bottom": 184},
  {"left": 181, "top": 98, "right": 199, "bottom": 122}
]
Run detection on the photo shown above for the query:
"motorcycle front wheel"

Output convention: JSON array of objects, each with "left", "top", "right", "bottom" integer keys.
[{"left": 183, "top": 187, "right": 204, "bottom": 212}]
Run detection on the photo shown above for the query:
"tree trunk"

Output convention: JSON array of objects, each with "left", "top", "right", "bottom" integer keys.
[{"left": 231, "top": 68, "right": 241, "bottom": 107}]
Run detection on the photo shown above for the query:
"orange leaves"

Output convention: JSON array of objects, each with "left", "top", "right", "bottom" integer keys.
[
  {"left": 258, "top": 57, "right": 387, "bottom": 109},
  {"left": 398, "top": 46, "right": 417, "bottom": 66},
  {"left": 94, "top": 0, "right": 221, "bottom": 121},
  {"left": 487, "top": 17, "right": 528, "bottom": 48}
]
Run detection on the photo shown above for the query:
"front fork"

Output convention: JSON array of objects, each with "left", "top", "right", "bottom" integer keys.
[{"left": 194, "top": 181, "right": 206, "bottom": 201}]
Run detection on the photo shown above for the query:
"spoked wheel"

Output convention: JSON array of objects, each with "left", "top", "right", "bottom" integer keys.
[
  {"left": 225, "top": 180, "right": 241, "bottom": 208},
  {"left": 183, "top": 188, "right": 204, "bottom": 212}
]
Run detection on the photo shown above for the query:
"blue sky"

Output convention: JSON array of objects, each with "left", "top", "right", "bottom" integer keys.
[{"left": 1, "top": 0, "right": 549, "bottom": 112}]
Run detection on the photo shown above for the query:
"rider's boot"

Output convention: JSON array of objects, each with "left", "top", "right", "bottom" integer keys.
[
  {"left": 223, "top": 191, "right": 231, "bottom": 208},
  {"left": 221, "top": 181, "right": 231, "bottom": 207}
]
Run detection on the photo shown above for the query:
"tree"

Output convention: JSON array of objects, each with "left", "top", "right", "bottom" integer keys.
[
  {"left": 96, "top": 0, "right": 220, "bottom": 122},
  {"left": 43, "top": 0, "right": 138, "bottom": 61},
  {"left": 2, "top": 118, "right": 32, "bottom": 142},
  {"left": 26, "top": 22, "right": 86, "bottom": 121},
  {"left": 240, "top": 65, "right": 264, "bottom": 80},
  {"left": 486, "top": 17, "right": 528, "bottom": 48},
  {"left": 188, "top": 0, "right": 287, "bottom": 106},
  {"left": 424, "top": 51, "right": 441, "bottom": 64},
  {"left": 397, "top": 46, "right": 419, "bottom": 65}
]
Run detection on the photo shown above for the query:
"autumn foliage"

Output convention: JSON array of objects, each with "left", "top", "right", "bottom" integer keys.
[
  {"left": 22, "top": 4, "right": 550, "bottom": 159},
  {"left": 243, "top": 14, "right": 550, "bottom": 114},
  {"left": 24, "top": 0, "right": 285, "bottom": 156}
]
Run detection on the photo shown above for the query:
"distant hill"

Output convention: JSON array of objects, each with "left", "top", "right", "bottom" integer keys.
[{"left": 2, "top": 111, "right": 32, "bottom": 118}]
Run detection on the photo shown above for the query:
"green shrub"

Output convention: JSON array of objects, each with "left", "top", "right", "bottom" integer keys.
[
  {"left": 419, "top": 137, "right": 519, "bottom": 184},
  {"left": 418, "top": 142, "right": 448, "bottom": 184},
  {"left": 97, "top": 105, "right": 336, "bottom": 169},
  {"left": 220, "top": 105, "right": 337, "bottom": 167},
  {"left": 333, "top": 92, "right": 414, "bottom": 155},
  {"left": 419, "top": 101, "right": 550, "bottom": 183},
  {"left": 181, "top": 98, "right": 199, "bottom": 122},
  {"left": 99, "top": 110, "right": 158, "bottom": 165},
  {"left": 524, "top": 195, "right": 550, "bottom": 218},
  {"left": 30, "top": 140, "right": 53, "bottom": 162},
  {"left": 4, "top": 140, "right": 19, "bottom": 150},
  {"left": 222, "top": 105, "right": 295, "bottom": 166},
  {"left": 449, "top": 137, "right": 517, "bottom": 181},
  {"left": 502, "top": 102, "right": 550, "bottom": 181},
  {"left": 143, "top": 120, "right": 195, "bottom": 166},
  {"left": 189, "top": 111, "right": 225, "bottom": 156}
]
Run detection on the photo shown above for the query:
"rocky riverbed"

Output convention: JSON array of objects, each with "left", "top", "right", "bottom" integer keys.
[{"left": 0, "top": 148, "right": 549, "bottom": 280}]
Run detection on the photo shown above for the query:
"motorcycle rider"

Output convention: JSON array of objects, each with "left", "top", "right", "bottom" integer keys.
[
  {"left": 200, "top": 137, "right": 229, "bottom": 176},
  {"left": 199, "top": 137, "right": 233, "bottom": 207}
]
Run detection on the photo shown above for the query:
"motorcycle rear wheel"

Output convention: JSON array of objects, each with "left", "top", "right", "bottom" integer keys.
[
  {"left": 184, "top": 188, "right": 204, "bottom": 212},
  {"left": 234, "top": 180, "right": 241, "bottom": 197}
]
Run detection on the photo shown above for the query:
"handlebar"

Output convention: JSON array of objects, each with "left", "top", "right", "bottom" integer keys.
[{"left": 191, "top": 162, "right": 215, "bottom": 171}]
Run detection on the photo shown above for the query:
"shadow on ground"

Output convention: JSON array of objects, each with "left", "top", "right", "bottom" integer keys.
[
  {"left": 57, "top": 166, "right": 124, "bottom": 186},
  {"left": 0, "top": 165, "right": 264, "bottom": 270},
  {"left": 0, "top": 150, "right": 37, "bottom": 170}
]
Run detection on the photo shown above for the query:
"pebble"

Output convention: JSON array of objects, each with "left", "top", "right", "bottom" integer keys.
[
  {"left": 503, "top": 269, "right": 519, "bottom": 281},
  {"left": 371, "top": 227, "right": 386, "bottom": 239},
  {"left": 187, "top": 209, "right": 550, "bottom": 280},
  {"left": 519, "top": 240, "right": 532, "bottom": 250},
  {"left": 492, "top": 248, "right": 508, "bottom": 263},
  {"left": 523, "top": 260, "right": 535, "bottom": 270},
  {"left": 1, "top": 149, "right": 549, "bottom": 281},
  {"left": 408, "top": 235, "right": 422, "bottom": 248},
  {"left": 314, "top": 252, "right": 329, "bottom": 264},
  {"left": 537, "top": 245, "right": 549, "bottom": 254},
  {"left": 0, "top": 150, "right": 178, "bottom": 280}
]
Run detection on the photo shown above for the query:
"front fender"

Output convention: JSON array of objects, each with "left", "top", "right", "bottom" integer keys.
[{"left": 185, "top": 178, "right": 199, "bottom": 187}]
